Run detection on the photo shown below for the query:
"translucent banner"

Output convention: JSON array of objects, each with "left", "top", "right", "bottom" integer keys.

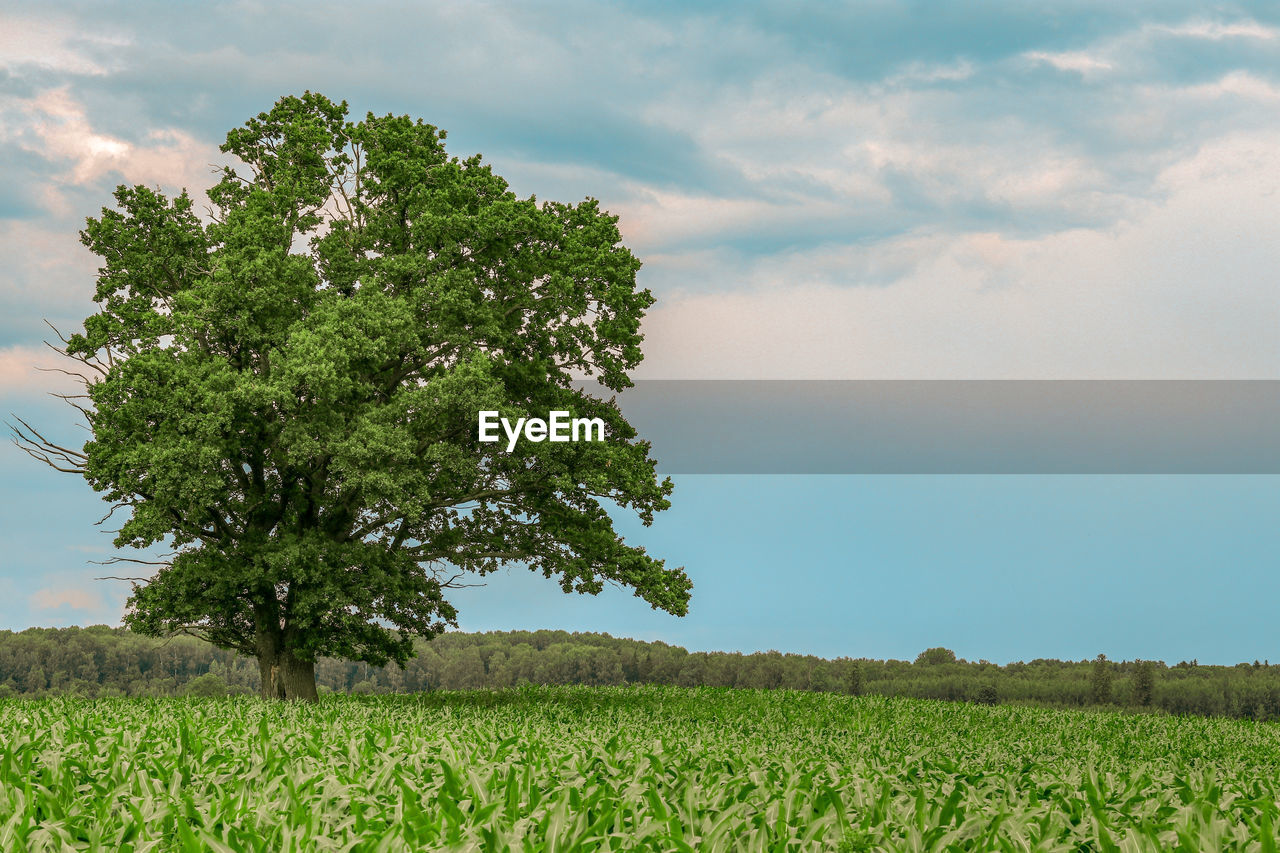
[{"left": 576, "top": 380, "right": 1280, "bottom": 473}]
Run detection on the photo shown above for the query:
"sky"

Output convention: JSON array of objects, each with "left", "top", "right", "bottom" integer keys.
[{"left": 0, "top": 1, "right": 1276, "bottom": 664}]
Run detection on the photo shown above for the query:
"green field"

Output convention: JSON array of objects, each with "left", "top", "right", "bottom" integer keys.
[{"left": 2, "top": 687, "right": 1279, "bottom": 851}]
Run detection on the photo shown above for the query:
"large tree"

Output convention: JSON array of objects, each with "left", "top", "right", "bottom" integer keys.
[{"left": 12, "top": 92, "right": 690, "bottom": 701}]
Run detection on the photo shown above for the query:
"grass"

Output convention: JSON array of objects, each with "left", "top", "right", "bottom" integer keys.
[{"left": 1, "top": 685, "right": 1279, "bottom": 850}]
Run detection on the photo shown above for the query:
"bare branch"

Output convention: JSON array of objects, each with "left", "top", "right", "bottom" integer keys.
[
  {"left": 9, "top": 438, "right": 86, "bottom": 474},
  {"left": 42, "top": 338, "right": 108, "bottom": 378},
  {"left": 90, "top": 556, "right": 171, "bottom": 567},
  {"left": 9, "top": 414, "right": 88, "bottom": 460},
  {"left": 436, "top": 569, "right": 486, "bottom": 590},
  {"left": 34, "top": 362, "right": 96, "bottom": 384},
  {"left": 94, "top": 502, "right": 131, "bottom": 526},
  {"left": 405, "top": 545, "right": 525, "bottom": 561},
  {"left": 43, "top": 319, "right": 72, "bottom": 345},
  {"left": 50, "top": 392, "right": 94, "bottom": 421}
]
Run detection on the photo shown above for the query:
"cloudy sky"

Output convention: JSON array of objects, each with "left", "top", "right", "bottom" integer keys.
[{"left": 1, "top": 2, "right": 1277, "bottom": 662}]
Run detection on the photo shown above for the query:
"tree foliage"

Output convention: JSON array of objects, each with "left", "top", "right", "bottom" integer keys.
[
  {"left": 1091, "top": 653, "right": 1113, "bottom": 705},
  {"left": 914, "top": 647, "right": 957, "bottom": 666},
  {"left": 1133, "top": 659, "right": 1155, "bottom": 707},
  {"left": 11, "top": 92, "right": 690, "bottom": 700}
]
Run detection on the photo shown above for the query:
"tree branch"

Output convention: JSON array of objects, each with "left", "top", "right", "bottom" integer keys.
[
  {"left": 8, "top": 414, "right": 90, "bottom": 479},
  {"left": 91, "top": 556, "right": 172, "bottom": 567}
]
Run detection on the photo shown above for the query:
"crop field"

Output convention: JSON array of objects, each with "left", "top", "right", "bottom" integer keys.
[{"left": 2, "top": 687, "right": 1279, "bottom": 851}]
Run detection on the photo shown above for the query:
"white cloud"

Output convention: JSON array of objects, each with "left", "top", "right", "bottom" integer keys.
[
  {"left": 1178, "top": 71, "right": 1280, "bottom": 103},
  {"left": 1155, "top": 20, "right": 1280, "bottom": 41},
  {"left": 887, "top": 60, "right": 976, "bottom": 85},
  {"left": 0, "top": 14, "right": 131, "bottom": 76},
  {"left": 0, "top": 88, "right": 222, "bottom": 216},
  {"left": 618, "top": 188, "right": 851, "bottom": 253},
  {"left": 628, "top": 68, "right": 1140, "bottom": 256},
  {"left": 636, "top": 132, "right": 1280, "bottom": 379},
  {"left": 1024, "top": 50, "right": 1114, "bottom": 75}
]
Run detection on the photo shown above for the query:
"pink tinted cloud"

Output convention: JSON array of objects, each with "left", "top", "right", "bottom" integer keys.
[{"left": 30, "top": 586, "right": 102, "bottom": 612}]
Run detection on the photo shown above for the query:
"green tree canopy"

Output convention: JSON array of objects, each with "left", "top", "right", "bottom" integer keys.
[
  {"left": 1091, "top": 654, "right": 1113, "bottom": 705},
  {"left": 13, "top": 92, "right": 690, "bottom": 701},
  {"left": 914, "top": 647, "right": 958, "bottom": 666}
]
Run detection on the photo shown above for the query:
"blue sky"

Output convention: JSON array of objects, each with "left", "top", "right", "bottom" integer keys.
[{"left": 0, "top": 2, "right": 1277, "bottom": 663}]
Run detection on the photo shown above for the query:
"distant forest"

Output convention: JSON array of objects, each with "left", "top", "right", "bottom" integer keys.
[{"left": 3, "top": 626, "right": 1279, "bottom": 721}]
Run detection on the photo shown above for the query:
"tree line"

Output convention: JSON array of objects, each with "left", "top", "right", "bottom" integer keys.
[{"left": 2, "top": 626, "right": 1279, "bottom": 721}]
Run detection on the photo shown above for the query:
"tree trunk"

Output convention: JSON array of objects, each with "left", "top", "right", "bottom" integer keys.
[
  {"left": 254, "top": 608, "right": 318, "bottom": 702},
  {"left": 255, "top": 617, "right": 287, "bottom": 700},
  {"left": 257, "top": 651, "right": 286, "bottom": 700},
  {"left": 256, "top": 647, "right": 319, "bottom": 702},
  {"left": 279, "top": 652, "right": 319, "bottom": 703}
]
